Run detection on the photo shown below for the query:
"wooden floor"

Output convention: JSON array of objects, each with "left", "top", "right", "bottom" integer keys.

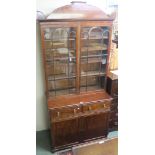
[
  {"left": 36, "top": 130, "right": 118, "bottom": 155},
  {"left": 72, "top": 138, "right": 118, "bottom": 155}
]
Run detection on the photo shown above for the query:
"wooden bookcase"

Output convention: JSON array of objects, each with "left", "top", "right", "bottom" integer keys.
[{"left": 39, "top": 1, "right": 114, "bottom": 152}]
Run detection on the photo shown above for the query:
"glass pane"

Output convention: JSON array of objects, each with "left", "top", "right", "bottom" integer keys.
[
  {"left": 80, "top": 26, "right": 109, "bottom": 92},
  {"left": 44, "top": 27, "right": 76, "bottom": 96}
]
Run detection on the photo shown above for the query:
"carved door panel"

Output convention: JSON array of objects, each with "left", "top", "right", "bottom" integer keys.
[
  {"left": 79, "top": 112, "right": 110, "bottom": 141},
  {"left": 52, "top": 118, "right": 78, "bottom": 147}
]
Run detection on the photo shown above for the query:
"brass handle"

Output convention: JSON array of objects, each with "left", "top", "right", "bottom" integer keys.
[
  {"left": 104, "top": 104, "right": 106, "bottom": 108},
  {"left": 88, "top": 106, "right": 92, "bottom": 111},
  {"left": 57, "top": 112, "right": 60, "bottom": 117},
  {"left": 74, "top": 109, "right": 76, "bottom": 114}
]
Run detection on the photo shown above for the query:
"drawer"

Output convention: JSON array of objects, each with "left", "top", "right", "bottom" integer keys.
[
  {"left": 83, "top": 100, "right": 111, "bottom": 112},
  {"left": 50, "top": 105, "right": 82, "bottom": 122}
]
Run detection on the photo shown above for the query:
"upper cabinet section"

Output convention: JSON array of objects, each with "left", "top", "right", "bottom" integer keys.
[
  {"left": 39, "top": 2, "right": 113, "bottom": 97},
  {"left": 46, "top": 1, "right": 112, "bottom": 20}
]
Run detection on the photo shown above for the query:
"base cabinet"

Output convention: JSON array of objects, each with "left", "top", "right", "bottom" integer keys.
[
  {"left": 51, "top": 118, "right": 79, "bottom": 148},
  {"left": 49, "top": 91, "right": 112, "bottom": 152},
  {"left": 51, "top": 111, "right": 110, "bottom": 152}
]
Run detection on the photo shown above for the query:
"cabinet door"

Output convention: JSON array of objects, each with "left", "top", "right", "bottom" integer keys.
[
  {"left": 51, "top": 118, "right": 78, "bottom": 147},
  {"left": 80, "top": 26, "right": 110, "bottom": 92},
  {"left": 79, "top": 112, "right": 110, "bottom": 141},
  {"left": 42, "top": 26, "right": 77, "bottom": 97}
]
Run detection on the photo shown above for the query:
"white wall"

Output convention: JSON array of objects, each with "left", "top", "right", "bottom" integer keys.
[
  {"left": 36, "top": 0, "right": 117, "bottom": 131},
  {"left": 36, "top": 23, "right": 50, "bottom": 131}
]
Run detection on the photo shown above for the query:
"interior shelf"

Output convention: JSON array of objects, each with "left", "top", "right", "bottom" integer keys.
[
  {"left": 45, "top": 38, "right": 76, "bottom": 41},
  {"left": 46, "top": 57, "right": 76, "bottom": 62},
  {"left": 49, "top": 88, "right": 76, "bottom": 96},
  {"left": 48, "top": 74, "right": 76, "bottom": 81},
  {"left": 81, "top": 58, "right": 102, "bottom": 64},
  {"left": 81, "top": 71, "right": 105, "bottom": 77},
  {"left": 81, "top": 36, "right": 108, "bottom": 40},
  {"left": 81, "top": 46, "right": 107, "bottom": 52},
  {"left": 80, "top": 85, "right": 103, "bottom": 92}
]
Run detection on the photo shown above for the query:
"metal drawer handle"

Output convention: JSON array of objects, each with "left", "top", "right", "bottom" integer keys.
[
  {"left": 74, "top": 109, "right": 76, "bottom": 114},
  {"left": 104, "top": 104, "right": 106, "bottom": 108},
  {"left": 57, "top": 112, "right": 60, "bottom": 117},
  {"left": 88, "top": 106, "right": 92, "bottom": 111}
]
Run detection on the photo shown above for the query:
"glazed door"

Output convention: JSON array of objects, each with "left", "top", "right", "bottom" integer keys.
[
  {"left": 42, "top": 26, "right": 78, "bottom": 97},
  {"left": 80, "top": 26, "right": 110, "bottom": 92}
]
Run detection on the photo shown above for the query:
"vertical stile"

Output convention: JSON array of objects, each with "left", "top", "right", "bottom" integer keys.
[
  {"left": 76, "top": 24, "right": 81, "bottom": 93},
  {"left": 52, "top": 28, "right": 56, "bottom": 96},
  {"left": 104, "top": 26, "right": 112, "bottom": 89},
  {"left": 67, "top": 29, "right": 70, "bottom": 94}
]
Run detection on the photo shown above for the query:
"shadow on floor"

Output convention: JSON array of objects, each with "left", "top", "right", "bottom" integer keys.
[
  {"left": 36, "top": 130, "right": 118, "bottom": 155},
  {"left": 36, "top": 130, "right": 55, "bottom": 155}
]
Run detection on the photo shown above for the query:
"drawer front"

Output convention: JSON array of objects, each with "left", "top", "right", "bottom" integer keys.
[
  {"left": 83, "top": 100, "right": 111, "bottom": 112},
  {"left": 50, "top": 105, "right": 82, "bottom": 122}
]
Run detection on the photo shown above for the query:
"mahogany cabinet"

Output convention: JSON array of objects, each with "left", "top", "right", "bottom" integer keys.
[{"left": 38, "top": 1, "right": 113, "bottom": 152}]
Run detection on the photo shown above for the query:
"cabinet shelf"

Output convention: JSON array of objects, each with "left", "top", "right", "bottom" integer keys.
[
  {"left": 45, "top": 38, "right": 76, "bottom": 41},
  {"left": 49, "top": 86, "right": 75, "bottom": 92},
  {"left": 81, "top": 36, "right": 108, "bottom": 40},
  {"left": 49, "top": 88, "right": 76, "bottom": 97},
  {"left": 81, "top": 54, "right": 108, "bottom": 58},
  {"left": 48, "top": 71, "right": 105, "bottom": 81},
  {"left": 46, "top": 55, "right": 107, "bottom": 63},
  {"left": 44, "top": 36, "right": 108, "bottom": 42},
  {"left": 80, "top": 86, "right": 103, "bottom": 92},
  {"left": 81, "top": 46, "right": 107, "bottom": 52},
  {"left": 81, "top": 71, "right": 105, "bottom": 77},
  {"left": 48, "top": 75, "right": 76, "bottom": 81},
  {"left": 46, "top": 48, "right": 76, "bottom": 51},
  {"left": 46, "top": 57, "right": 76, "bottom": 62}
]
